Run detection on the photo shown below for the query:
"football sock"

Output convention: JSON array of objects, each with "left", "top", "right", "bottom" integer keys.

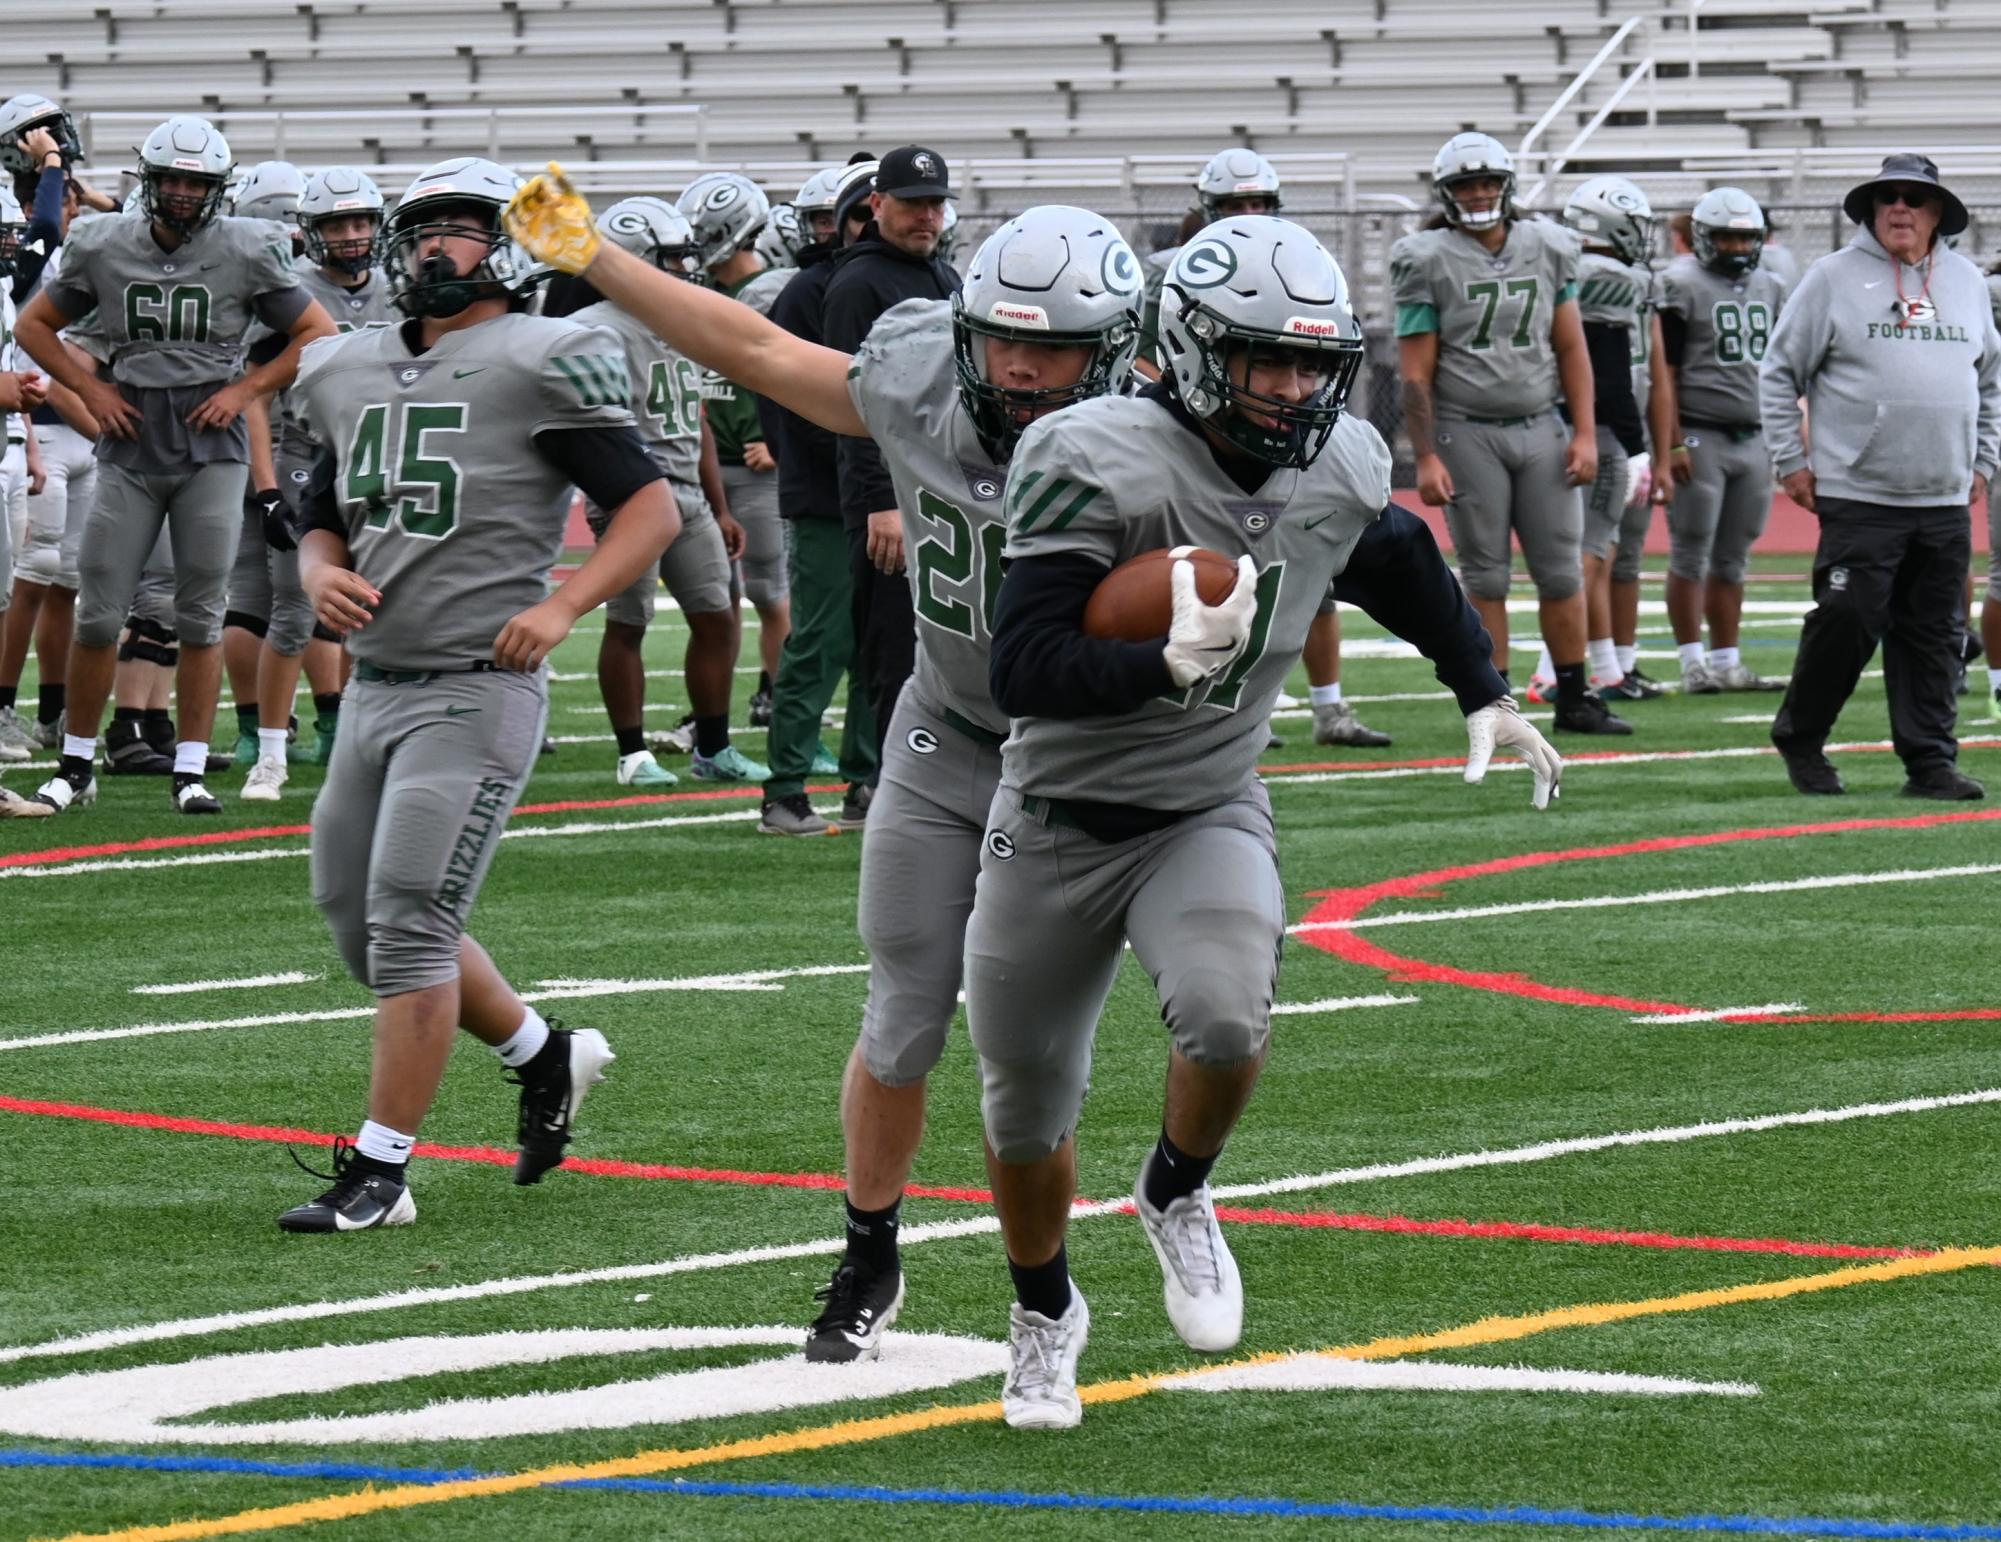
[
  {"left": 256, "top": 727, "right": 288, "bottom": 763},
  {"left": 613, "top": 724, "right": 646, "bottom": 757},
  {"left": 1988, "top": 666, "right": 2001, "bottom": 696},
  {"left": 1616, "top": 644, "right": 1638, "bottom": 676},
  {"left": 1534, "top": 642, "right": 1556, "bottom": 682},
  {"left": 1144, "top": 1127, "right": 1218, "bottom": 1210},
  {"left": 1554, "top": 661, "right": 1588, "bottom": 704},
  {"left": 496, "top": 1007, "right": 551, "bottom": 1068},
  {"left": 235, "top": 702, "right": 259, "bottom": 732},
  {"left": 843, "top": 1196, "right": 902, "bottom": 1273},
  {"left": 1678, "top": 641, "right": 1706, "bottom": 671},
  {"left": 313, "top": 692, "right": 341, "bottom": 721},
  {"left": 39, "top": 683, "right": 66, "bottom": 720},
  {"left": 694, "top": 714, "right": 730, "bottom": 756},
  {"left": 113, "top": 705, "right": 144, "bottom": 725},
  {"left": 354, "top": 1119, "right": 414, "bottom": 1168},
  {"left": 1709, "top": 646, "right": 1741, "bottom": 669},
  {"left": 173, "top": 742, "right": 208, "bottom": 777},
  {"left": 0, "top": 686, "right": 14, "bottom": 711},
  {"left": 63, "top": 733, "right": 97, "bottom": 762},
  {"left": 142, "top": 706, "right": 170, "bottom": 730},
  {"left": 1008, "top": 1246, "right": 1072, "bottom": 1321},
  {"left": 757, "top": 670, "right": 772, "bottom": 695},
  {"left": 1308, "top": 682, "right": 1342, "bottom": 708},
  {"left": 1588, "top": 637, "right": 1620, "bottom": 682}
]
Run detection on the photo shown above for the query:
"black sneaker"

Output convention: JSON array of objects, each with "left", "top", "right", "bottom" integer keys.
[
  {"left": 1597, "top": 673, "right": 1664, "bottom": 702},
  {"left": 838, "top": 782, "right": 873, "bottom": 831},
  {"left": 1553, "top": 694, "right": 1633, "bottom": 735},
  {"left": 509, "top": 1020, "right": 616, "bottom": 1184},
  {"left": 759, "top": 791, "right": 836, "bottom": 837},
  {"left": 806, "top": 1260, "right": 906, "bottom": 1363},
  {"left": 1901, "top": 765, "right": 1985, "bottom": 801},
  {"left": 1625, "top": 664, "right": 1664, "bottom": 691},
  {"left": 1777, "top": 744, "right": 1846, "bottom": 796},
  {"left": 171, "top": 774, "right": 223, "bottom": 814},
  {"left": 748, "top": 688, "right": 773, "bottom": 728},
  {"left": 276, "top": 1139, "right": 415, "bottom": 1232},
  {"left": 104, "top": 720, "right": 174, "bottom": 775}
]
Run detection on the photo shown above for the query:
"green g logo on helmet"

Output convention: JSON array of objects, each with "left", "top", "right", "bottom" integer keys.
[
  {"left": 1100, "top": 240, "right": 1140, "bottom": 298},
  {"left": 1175, "top": 239, "right": 1239, "bottom": 290}
]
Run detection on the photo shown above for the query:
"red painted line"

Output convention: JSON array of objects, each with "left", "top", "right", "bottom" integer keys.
[
  {"left": 0, "top": 1095, "right": 1936, "bottom": 1260},
  {"left": 1295, "top": 808, "right": 2001, "bottom": 1015}
]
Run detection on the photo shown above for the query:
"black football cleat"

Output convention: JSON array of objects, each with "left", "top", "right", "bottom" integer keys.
[
  {"left": 806, "top": 1260, "right": 906, "bottom": 1363},
  {"left": 277, "top": 1139, "right": 415, "bottom": 1233},
  {"left": 171, "top": 774, "right": 223, "bottom": 814},
  {"left": 510, "top": 1020, "right": 615, "bottom": 1184},
  {"left": 104, "top": 720, "right": 174, "bottom": 776},
  {"left": 1552, "top": 694, "right": 1633, "bottom": 735}
]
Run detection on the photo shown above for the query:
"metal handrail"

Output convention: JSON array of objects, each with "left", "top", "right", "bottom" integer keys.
[
  {"left": 1521, "top": 56, "right": 1660, "bottom": 206},
  {"left": 1519, "top": 14, "right": 1645, "bottom": 159}
]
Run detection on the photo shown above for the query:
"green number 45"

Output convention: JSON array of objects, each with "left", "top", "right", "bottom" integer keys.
[{"left": 345, "top": 401, "right": 466, "bottom": 539}]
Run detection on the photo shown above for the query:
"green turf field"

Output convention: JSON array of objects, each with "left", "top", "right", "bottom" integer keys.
[{"left": 5, "top": 557, "right": 2000, "bottom": 1542}]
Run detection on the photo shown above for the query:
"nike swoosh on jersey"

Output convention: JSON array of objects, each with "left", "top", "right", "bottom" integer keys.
[
  {"left": 1303, "top": 513, "right": 1334, "bottom": 530},
  {"left": 444, "top": 705, "right": 481, "bottom": 717},
  {"left": 453, "top": 367, "right": 487, "bottom": 379}
]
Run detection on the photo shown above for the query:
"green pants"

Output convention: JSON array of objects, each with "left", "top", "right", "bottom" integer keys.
[{"left": 764, "top": 516, "right": 877, "bottom": 800}]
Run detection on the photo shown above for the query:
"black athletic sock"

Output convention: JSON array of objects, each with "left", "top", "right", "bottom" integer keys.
[
  {"left": 694, "top": 713, "right": 730, "bottom": 757},
  {"left": 352, "top": 1150, "right": 406, "bottom": 1181},
  {"left": 757, "top": 669, "right": 772, "bottom": 694},
  {"left": 1007, "top": 1246, "right": 1072, "bottom": 1320},
  {"left": 613, "top": 724, "right": 646, "bottom": 756},
  {"left": 521, "top": 1028, "right": 569, "bottom": 1080},
  {"left": 235, "top": 703, "right": 259, "bottom": 732},
  {"left": 143, "top": 707, "right": 170, "bottom": 726},
  {"left": 59, "top": 753, "right": 91, "bottom": 782},
  {"left": 1144, "top": 1127, "right": 1219, "bottom": 1210},
  {"left": 113, "top": 706, "right": 144, "bottom": 724},
  {"left": 1554, "top": 661, "right": 1588, "bottom": 705},
  {"left": 313, "top": 692, "right": 342, "bottom": 721},
  {"left": 0, "top": 685, "right": 14, "bottom": 711},
  {"left": 843, "top": 1196, "right": 902, "bottom": 1274}
]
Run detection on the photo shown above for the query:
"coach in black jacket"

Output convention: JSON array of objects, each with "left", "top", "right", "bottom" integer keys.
[{"left": 821, "top": 145, "right": 961, "bottom": 779}]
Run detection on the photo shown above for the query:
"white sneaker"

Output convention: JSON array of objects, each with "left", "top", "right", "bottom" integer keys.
[
  {"left": 1134, "top": 1161, "right": 1244, "bottom": 1352},
  {"left": 0, "top": 707, "right": 32, "bottom": 763},
  {"left": 1714, "top": 661, "right": 1785, "bottom": 692},
  {"left": 1681, "top": 660, "right": 1721, "bottom": 695},
  {"left": 34, "top": 768, "right": 94, "bottom": 811},
  {"left": 650, "top": 717, "right": 696, "bottom": 756},
  {"left": 615, "top": 749, "right": 678, "bottom": 787},
  {"left": 1003, "top": 1285, "right": 1089, "bottom": 1431},
  {"left": 241, "top": 753, "right": 288, "bottom": 802}
]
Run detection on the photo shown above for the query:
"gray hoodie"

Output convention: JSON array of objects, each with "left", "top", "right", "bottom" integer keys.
[{"left": 1760, "top": 225, "right": 2001, "bottom": 507}]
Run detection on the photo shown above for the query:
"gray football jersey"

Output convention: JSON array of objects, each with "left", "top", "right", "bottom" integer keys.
[
  {"left": 847, "top": 299, "right": 1010, "bottom": 735},
  {"left": 1579, "top": 249, "right": 1653, "bottom": 418},
  {"left": 272, "top": 262, "right": 394, "bottom": 463},
  {"left": 293, "top": 312, "right": 638, "bottom": 670},
  {"left": 1985, "top": 272, "right": 2001, "bottom": 332},
  {"left": 1000, "top": 396, "right": 1392, "bottom": 809},
  {"left": 570, "top": 298, "right": 704, "bottom": 500},
  {"left": 1391, "top": 218, "right": 1581, "bottom": 418},
  {"left": 1660, "top": 254, "right": 1787, "bottom": 425},
  {"left": 732, "top": 266, "right": 792, "bottom": 318}
]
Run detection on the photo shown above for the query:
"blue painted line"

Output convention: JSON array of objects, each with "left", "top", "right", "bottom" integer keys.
[{"left": 3, "top": 1449, "right": 1997, "bottom": 1540}]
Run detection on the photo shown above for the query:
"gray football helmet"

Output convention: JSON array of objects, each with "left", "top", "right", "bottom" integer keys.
[
  {"left": 299, "top": 166, "right": 385, "bottom": 275},
  {"left": 1159, "top": 216, "right": 1364, "bottom": 469},
  {"left": 755, "top": 202, "right": 801, "bottom": 268},
  {"left": 0, "top": 185, "right": 25, "bottom": 278},
  {"left": 1563, "top": 175, "right": 1656, "bottom": 268},
  {"left": 231, "top": 160, "right": 307, "bottom": 227},
  {"left": 1196, "top": 149, "right": 1283, "bottom": 219},
  {"left": 597, "top": 196, "right": 701, "bottom": 278},
  {"left": 936, "top": 201, "right": 960, "bottom": 264},
  {"left": 138, "top": 115, "right": 234, "bottom": 235},
  {"left": 1692, "top": 186, "right": 1767, "bottom": 277},
  {"left": 1431, "top": 132, "right": 1515, "bottom": 231},
  {"left": 951, "top": 204, "right": 1142, "bottom": 462},
  {"left": 0, "top": 94, "right": 82, "bottom": 176},
  {"left": 677, "top": 172, "right": 769, "bottom": 275},
  {"left": 383, "top": 157, "right": 541, "bottom": 318}
]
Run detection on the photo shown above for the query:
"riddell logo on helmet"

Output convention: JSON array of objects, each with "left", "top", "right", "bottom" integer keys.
[
  {"left": 1233, "top": 181, "right": 1266, "bottom": 192},
  {"left": 410, "top": 184, "right": 454, "bottom": 199},
  {"left": 989, "top": 302, "right": 1048, "bottom": 327},
  {"left": 170, "top": 158, "right": 206, "bottom": 171},
  {"left": 1283, "top": 317, "right": 1342, "bottom": 337}
]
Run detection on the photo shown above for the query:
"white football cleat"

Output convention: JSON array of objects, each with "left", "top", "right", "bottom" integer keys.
[
  {"left": 34, "top": 767, "right": 95, "bottom": 811},
  {"left": 1003, "top": 1285, "right": 1089, "bottom": 1431},
  {"left": 1134, "top": 1160, "right": 1244, "bottom": 1352},
  {"left": 615, "top": 749, "right": 678, "bottom": 787},
  {"left": 241, "top": 753, "right": 288, "bottom": 802}
]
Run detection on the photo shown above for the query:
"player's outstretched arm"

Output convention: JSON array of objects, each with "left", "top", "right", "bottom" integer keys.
[
  {"left": 495, "top": 479, "right": 680, "bottom": 671},
  {"left": 507, "top": 165, "right": 865, "bottom": 437}
]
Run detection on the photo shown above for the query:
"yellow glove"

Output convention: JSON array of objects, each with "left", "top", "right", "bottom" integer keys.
[{"left": 504, "top": 163, "right": 602, "bottom": 275}]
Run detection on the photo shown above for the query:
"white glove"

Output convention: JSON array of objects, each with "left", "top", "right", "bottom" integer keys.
[
  {"left": 1463, "top": 694, "right": 1563, "bottom": 810},
  {"left": 1161, "top": 551, "right": 1258, "bottom": 688},
  {"left": 1624, "top": 450, "right": 1651, "bottom": 509}
]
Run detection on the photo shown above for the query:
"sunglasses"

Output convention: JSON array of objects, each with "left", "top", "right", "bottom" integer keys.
[{"left": 1875, "top": 184, "right": 1941, "bottom": 209}]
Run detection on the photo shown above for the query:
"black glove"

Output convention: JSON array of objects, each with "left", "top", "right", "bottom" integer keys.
[{"left": 248, "top": 487, "right": 296, "bottom": 552}]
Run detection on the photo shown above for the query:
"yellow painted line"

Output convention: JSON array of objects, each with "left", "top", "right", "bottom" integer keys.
[{"left": 46, "top": 1245, "right": 2001, "bottom": 1542}]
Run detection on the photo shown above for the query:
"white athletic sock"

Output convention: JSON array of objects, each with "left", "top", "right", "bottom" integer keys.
[
  {"left": 1989, "top": 666, "right": 2001, "bottom": 697},
  {"left": 1587, "top": 638, "right": 1620, "bottom": 682},
  {"left": 1533, "top": 642, "right": 1555, "bottom": 682},
  {"left": 62, "top": 733, "right": 98, "bottom": 762},
  {"left": 173, "top": 741, "right": 208, "bottom": 777},
  {"left": 256, "top": 727, "right": 288, "bottom": 763},
  {"left": 1308, "top": 683, "right": 1342, "bottom": 708},
  {"left": 1678, "top": 642, "right": 1707, "bottom": 672},
  {"left": 496, "top": 1006, "right": 551, "bottom": 1068},
  {"left": 1709, "top": 646, "right": 1741, "bottom": 669},
  {"left": 355, "top": 1119, "right": 415, "bottom": 1166},
  {"left": 1616, "top": 644, "right": 1638, "bottom": 675}
]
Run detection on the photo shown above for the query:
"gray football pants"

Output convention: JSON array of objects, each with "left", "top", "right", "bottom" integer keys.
[
  {"left": 1437, "top": 410, "right": 1583, "bottom": 601},
  {"left": 0, "top": 442, "right": 20, "bottom": 615},
  {"left": 588, "top": 488, "right": 732, "bottom": 626},
  {"left": 228, "top": 447, "right": 317, "bottom": 655},
  {"left": 964, "top": 782, "right": 1285, "bottom": 1165},
  {"left": 18, "top": 423, "right": 97, "bottom": 590},
  {"left": 1668, "top": 428, "right": 1771, "bottom": 586},
  {"left": 311, "top": 667, "right": 547, "bottom": 998},
  {"left": 855, "top": 686, "right": 1005, "bottom": 1087},
  {"left": 1579, "top": 425, "right": 1652, "bottom": 585},
  {"left": 76, "top": 460, "right": 246, "bottom": 648},
  {"left": 720, "top": 461, "right": 787, "bottom": 607}
]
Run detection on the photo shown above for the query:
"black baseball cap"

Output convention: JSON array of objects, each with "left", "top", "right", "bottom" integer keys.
[{"left": 876, "top": 144, "right": 952, "bottom": 200}]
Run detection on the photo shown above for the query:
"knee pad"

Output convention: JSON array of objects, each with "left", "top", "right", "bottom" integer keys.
[
  {"left": 311, "top": 620, "right": 340, "bottom": 644},
  {"left": 364, "top": 924, "right": 463, "bottom": 998},
  {"left": 1710, "top": 552, "right": 1751, "bottom": 587},
  {"left": 264, "top": 595, "right": 315, "bottom": 658},
  {"left": 1458, "top": 561, "right": 1511, "bottom": 602},
  {"left": 1529, "top": 571, "right": 1582, "bottom": 603},
  {"left": 223, "top": 608, "right": 270, "bottom": 639},
  {"left": 1164, "top": 964, "right": 1272, "bottom": 1068},
  {"left": 976, "top": 1046, "right": 1087, "bottom": 1167},
  {"left": 1665, "top": 539, "right": 1711, "bottom": 585},
  {"left": 118, "top": 613, "right": 179, "bottom": 666},
  {"left": 857, "top": 1010, "right": 950, "bottom": 1088},
  {"left": 1610, "top": 537, "right": 1647, "bottom": 586}
]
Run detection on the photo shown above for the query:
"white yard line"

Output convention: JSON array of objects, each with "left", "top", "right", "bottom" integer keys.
[
  {"left": 1630, "top": 1003, "right": 1805, "bottom": 1025},
  {"left": 1286, "top": 862, "right": 2001, "bottom": 933},
  {"left": 4, "top": 1084, "right": 1994, "bottom": 1367},
  {"left": 131, "top": 973, "right": 320, "bottom": 996},
  {"left": 1269, "top": 995, "right": 1420, "bottom": 1014}
]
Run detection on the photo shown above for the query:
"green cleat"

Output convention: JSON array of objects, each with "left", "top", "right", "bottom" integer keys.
[
  {"left": 809, "top": 742, "right": 839, "bottom": 776},
  {"left": 691, "top": 744, "right": 771, "bottom": 783},
  {"left": 232, "top": 731, "right": 259, "bottom": 769},
  {"left": 303, "top": 715, "right": 338, "bottom": 766}
]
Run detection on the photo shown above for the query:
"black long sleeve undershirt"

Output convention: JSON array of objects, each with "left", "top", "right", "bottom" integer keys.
[{"left": 1582, "top": 321, "right": 1647, "bottom": 457}]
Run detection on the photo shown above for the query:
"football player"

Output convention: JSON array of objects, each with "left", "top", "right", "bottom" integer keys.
[
  {"left": 17, "top": 115, "right": 336, "bottom": 814},
  {"left": 1393, "top": 132, "right": 1627, "bottom": 733},
  {"left": 1658, "top": 188, "right": 1789, "bottom": 692},
  {"left": 279, "top": 157, "right": 680, "bottom": 1232},
  {"left": 238, "top": 167, "right": 396, "bottom": 802}
]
